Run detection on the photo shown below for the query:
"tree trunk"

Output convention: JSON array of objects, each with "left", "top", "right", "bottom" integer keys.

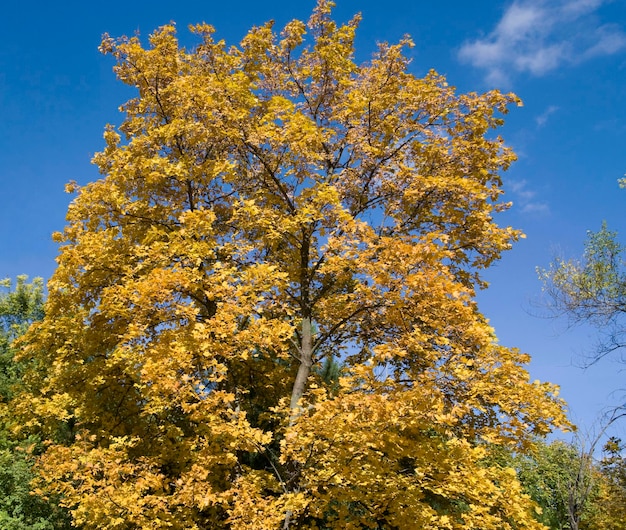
[
  {"left": 283, "top": 316, "right": 314, "bottom": 529},
  {"left": 289, "top": 316, "right": 313, "bottom": 422}
]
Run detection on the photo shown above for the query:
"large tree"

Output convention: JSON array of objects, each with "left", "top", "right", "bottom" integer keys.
[{"left": 15, "top": 2, "right": 567, "bottom": 528}]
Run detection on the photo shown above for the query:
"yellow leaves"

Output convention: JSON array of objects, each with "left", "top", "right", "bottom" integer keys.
[
  {"left": 178, "top": 208, "right": 216, "bottom": 237},
  {"left": 280, "top": 19, "right": 307, "bottom": 52},
  {"left": 227, "top": 474, "right": 309, "bottom": 530},
  {"left": 239, "top": 20, "right": 275, "bottom": 58},
  {"left": 63, "top": 179, "right": 80, "bottom": 194},
  {"left": 276, "top": 386, "right": 548, "bottom": 529},
  {"left": 9, "top": 2, "right": 571, "bottom": 528}
]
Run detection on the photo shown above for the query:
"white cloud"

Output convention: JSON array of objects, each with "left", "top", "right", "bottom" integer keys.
[
  {"left": 458, "top": 0, "right": 626, "bottom": 86},
  {"left": 535, "top": 105, "right": 559, "bottom": 127},
  {"left": 561, "top": 0, "right": 604, "bottom": 16},
  {"left": 582, "top": 24, "right": 626, "bottom": 58},
  {"left": 514, "top": 43, "right": 567, "bottom": 75},
  {"left": 497, "top": 3, "right": 544, "bottom": 41},
  {"left": 508, "top": 179, "right": 550, "bottom": 214},
  {"left": 509, "top": 179, "right": 535, "bottom": 198},
  {"left": 521, "top": 201, "right": 550, "bottom": 214}
]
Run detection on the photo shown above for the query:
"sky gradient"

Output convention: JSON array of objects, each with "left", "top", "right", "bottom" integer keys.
[{"left": 1, "top": 0, "right": 625, "bottom": 442}]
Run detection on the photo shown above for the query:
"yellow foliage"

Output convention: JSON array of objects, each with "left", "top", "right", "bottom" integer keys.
[{"left": 13, "top": 1, "right": 566, "bottom": 528}]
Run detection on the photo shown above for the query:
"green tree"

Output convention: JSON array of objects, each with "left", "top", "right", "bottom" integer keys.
[
  {"left": 0, "top": 275, "right": 44, "bottom": 400},
  {"left": 15, "top": 2, "right": 567, "bottom": 528},
  {"left": 504, "top": 412, "right": 626, "bottom": 530},
  {"left": 0, "top": 276, "right": 73, "bottom": 529},
  {"left": 539, "top": 221, "right": 626, "bottom": 365},
  {"left": 514, "top": 440, "right": 579, "bottom": 530},
  {"left": 500, "top": 437, "right": 602, "bottom": 530}
]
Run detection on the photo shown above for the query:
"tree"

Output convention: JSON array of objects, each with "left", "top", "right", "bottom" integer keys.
[
  {"left": 0, "top": 276, "right": 44, "bottom": 402},
  {"left": 14, "top": 2, "right": 567, "bottom": 528},
  {"left": 512, "top": 440, "right": 581, "bottom": 530},
  {"left": 0, "top": 276, "right": 74, "bottom": 529},
  {"left": 586, "top": 436, "right": 626, "bottom": 529},
  {"left": 539, "top": 221, "right": 626, "bottom": 366},
  {"left": 506, "top": 434, "right": 626, "bottom": 530}
]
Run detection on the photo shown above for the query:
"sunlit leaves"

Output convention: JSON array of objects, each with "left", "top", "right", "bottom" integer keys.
[{"left": 13, "top": 1, "right": 568, "bottom": 528}]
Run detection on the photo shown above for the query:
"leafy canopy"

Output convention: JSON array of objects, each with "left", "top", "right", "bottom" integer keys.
[{"left": 15, "top": 2, "right": 567, "bottom": 528}]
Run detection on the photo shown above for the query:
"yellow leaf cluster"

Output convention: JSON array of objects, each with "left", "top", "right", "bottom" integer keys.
[{"left": 13, "top": 1, "right": 567, "bottom": 528}]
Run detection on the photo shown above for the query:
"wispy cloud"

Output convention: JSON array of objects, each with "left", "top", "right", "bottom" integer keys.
[
  {"left": 458, "top": 0, "right": 626, "bottom": 86},
  {"left": 508, "top": 179, "right": 549, "bottom": 214},
  {"left": 520, "top": 201, "right": 550, "bottom": 214},
  {"left": 535, "top": 105, "right": 559, "bottom": 127}
]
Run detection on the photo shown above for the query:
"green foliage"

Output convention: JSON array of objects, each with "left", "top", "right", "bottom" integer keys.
[
  {"left": 539, "top": 222, "right": 626, "bottom": 327},
  {"left": 513, "top": 439, "right": 596, "bottom": 530},
  {"left": 0, "top": 439, "right": 71, "bottom": 530},
  {"left": 539, "top": 221, "right": 626, "bottom": 379},
  {"left": 493, "top": 436, "right": 626, "bottom": 530},
  {"left": 0, "top": 276, "right": 44, "bottom": 402},
  {"left": 516, "top": 441, "right": 572, "bottom": 529},
  {"left": 0, "top": 276, "right": 73, "bottom": 529}
]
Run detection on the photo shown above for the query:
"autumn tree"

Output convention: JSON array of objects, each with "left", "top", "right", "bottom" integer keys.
[{"left": 15, "top": 2, "right": 567, "bottom": 528}]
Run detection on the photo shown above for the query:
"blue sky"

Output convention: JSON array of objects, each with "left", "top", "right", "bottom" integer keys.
[{"left": 1, "top": 0, "right": 625, "bottom": 441}]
